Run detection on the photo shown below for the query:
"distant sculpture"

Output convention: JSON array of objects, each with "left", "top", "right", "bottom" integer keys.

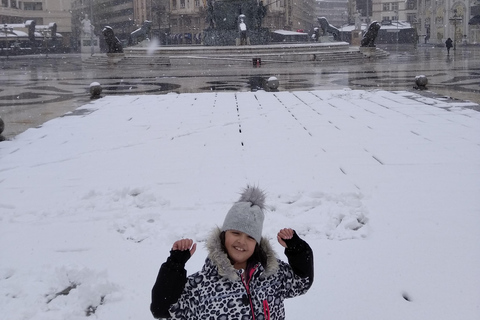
[
  {"left": 81, "top": 14, "right": 93, "bottom": 36},
  {"left": 312, "top": 27, "right": 320, "bottom": 41},
  {"left": 130, "top": 20, "right": 152, "bottom": 45},
  {"left": 317, "top": 17, "right": 340, "bottom": 40},
  {"left": 256, "top": 1, "right": 267, "bottom": 29},
  {"left": 354, "top": 11, "right": 362, "bottom": 30},
  {"left": 206, "top": 0, "right": 215, "bottom": 29},
  {"left": 238, "top": 14, "right": 248, "bottom": 45},
  {"left": 203, "top": 0, "right": 269, "bottom": 46},
  {"left": 361, "top": 21, "right": 381, "bottom": 47},
  {"left": 102, "top": 26, "right": 124, "bottom": 53}
]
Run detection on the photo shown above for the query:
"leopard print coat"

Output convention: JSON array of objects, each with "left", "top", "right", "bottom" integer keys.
[{"left": 168, "top": 228, "right": 312, "bottom": 320}]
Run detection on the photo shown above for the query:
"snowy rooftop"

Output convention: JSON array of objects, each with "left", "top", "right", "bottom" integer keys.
[
  {"left": 339, "top": 21, "right": 413, "bottom": 32},
  {"left": 272, "top": 29, "right": 308, "bottom": 35},
  {"left": 0, "top": 90, "right": 479, "bottom": 320}
]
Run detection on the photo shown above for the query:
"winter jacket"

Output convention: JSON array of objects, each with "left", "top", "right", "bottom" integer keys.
[{"left": 151, "top": 228, "right": 314, "bottom": 320}]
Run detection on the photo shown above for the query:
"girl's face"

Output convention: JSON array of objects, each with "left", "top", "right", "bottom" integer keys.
[{"left": 224, "top": 230, "right": 257, "bottom": 270}]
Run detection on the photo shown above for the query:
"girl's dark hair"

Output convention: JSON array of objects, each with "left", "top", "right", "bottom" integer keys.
[{"left": 220, "top": 231, "right": 268, "bottom": 268}]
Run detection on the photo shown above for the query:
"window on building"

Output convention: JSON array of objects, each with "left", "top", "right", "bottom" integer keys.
[
  {"left": 194, "top": 0, "right": 200, "bottom": 7},
  {"left": 1, "top": 0, "right": 8, "bottom": 7},
  {"left": 407, "top": 13, "right": 416, "bottom": 22},
  {"left": 383, "top": 3, "right": 390, "bottom": 11},
  {"left": 23, "top": 2, "right": 42, "bottom": 10},
  {"left": 180, "top": 0, "right": 185, "bottom": 8},
  {"left": 406, "top": 0, "right": 416, "bottom": 10},
  {"left": 172, "top": 0, "right": 177, "bottom": 10},
  {"left": 391, "top": 2, "right": 398, "bottom": 11}
]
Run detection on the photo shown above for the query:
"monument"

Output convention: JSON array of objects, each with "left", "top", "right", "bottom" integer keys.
[
  {"left": 203, "top": 0, "right": 269, "bottom": 46},
  {"left": 80, "top": 14, "right": 100, "bottom": 54},
  {"left": 360, "top": 21, "right": 381, "bottom": 57},
  {"left": 130, "top": 20, "right": 152, "bottom": 46},
  {"left": 351, "top": 11, "right": 363, "bottom": 46},
  {"left": 102, "top": 26, "right": 124, "bottom": 63},
  {"left": 317, "top": 17, "right": 340, "bottom": 42},
  {"left": 360, "top": 21, "right": 381, "bottom": 47}
]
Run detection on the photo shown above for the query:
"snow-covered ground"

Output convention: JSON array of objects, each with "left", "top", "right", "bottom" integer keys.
[{"left": 1, "top": 89, "right": 479, "bottom": 320}]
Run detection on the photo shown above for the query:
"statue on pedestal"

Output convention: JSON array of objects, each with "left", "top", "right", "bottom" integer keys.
[
  {"left": 361, "top": 21, "right": 381, "bottom": 47},
  {"left": 238, "top": 14, "right": 248, "bottom": 45},
  {"left": 81, "top": 14, "right": 93, "bottom": 36},
  {"left": 102, "top": 26, "right": 124, "bottom": 53},
  {"left": 354, "top": 11, "right": 362, "bottom": 31}
]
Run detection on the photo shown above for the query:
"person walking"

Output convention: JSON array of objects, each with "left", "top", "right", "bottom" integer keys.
[
  {"left": 150, "top": 185, "right": 314, "bottom": 319},
  {"left": 445, "top": 37, "right": 453, "bottom": 55}
]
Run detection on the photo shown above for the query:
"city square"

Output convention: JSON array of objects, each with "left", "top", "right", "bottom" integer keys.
[{"left": 1, "top": 1, "right": 480, "bottom": 320}]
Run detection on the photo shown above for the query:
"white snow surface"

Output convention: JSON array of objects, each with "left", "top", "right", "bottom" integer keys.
[{"left": 1, "top": 89, "right": 479, "bottom": 320}]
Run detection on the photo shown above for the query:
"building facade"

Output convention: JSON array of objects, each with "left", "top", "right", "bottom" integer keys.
[
  {"left": 1, "top": 0, "right": 72, "bottom": 44},
  {"left": 371, "top": 0, "right": 473, "bottom": 44},
  {"left": 70, "top": 0, "right": 318, "bottom": 45},
  {"left": 315, "top": 0, "right": 349, "bottom": 27}
]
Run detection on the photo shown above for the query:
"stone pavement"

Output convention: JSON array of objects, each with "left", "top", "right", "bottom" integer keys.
[{"left": 1, "top": 44, "right": 479, "bottom": 139}]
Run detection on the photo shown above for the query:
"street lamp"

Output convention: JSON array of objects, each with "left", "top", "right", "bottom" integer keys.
[
  {"left": 2, "top": 24, "right": 14, "bottom": 58},
  {"left": 40, "top": 29, "right": 50, "bottom": 57},
  {"left": 394, "top": 10, "right": 399, "bottom": 45},
  {"left": 90, "top": 0, "right": 94, "bottom": 56},
  {"left": 449, "top": 9, "right": 463, "bottom": 51}
]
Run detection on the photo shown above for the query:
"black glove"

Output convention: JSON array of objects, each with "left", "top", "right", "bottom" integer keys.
[
  {"left": 167, "top": 249, "right": 192, "bottom": 269},
  {"left": 282, "top": 231, "right": 314, "bottom": 283},
  {"left": 282, "top": 231, "right": 305, "bottom": 252}
]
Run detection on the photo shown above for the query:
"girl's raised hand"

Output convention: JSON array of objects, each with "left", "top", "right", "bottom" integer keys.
[
  {"left": 172, "top": 239, "right": 197, "bottom": 257},
  {"left": 277, "top": 228, "right": 294, "bottom": 248}
]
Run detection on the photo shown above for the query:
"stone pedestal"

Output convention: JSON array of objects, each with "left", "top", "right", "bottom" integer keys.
[
  {"left": 106, "top": 53, "right": 125, "bottom": 64},
  {"left": 319, "top": 35, "right": 333, "bottom": 43},
  {"left": 351, "top": 30, "right": 362, "bottom": 46},
  {"left": 80, "top": 36, "right": 100, "bottom": 54},
  {"left": 204, "top": 28, "right": 269, "bottom": 46},
  {"left": 359, "top": 47, "right": 377, "bottom": 57}
]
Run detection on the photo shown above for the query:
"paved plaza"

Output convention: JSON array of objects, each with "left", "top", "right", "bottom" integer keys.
[{"left": 1, "top": 44, "right": 479, "bottom": 139}]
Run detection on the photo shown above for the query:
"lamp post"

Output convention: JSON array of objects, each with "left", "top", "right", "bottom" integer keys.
[
  {"left": 411, "top": 18, "right": 418, "bottom": 47},
  {"left": 90, "top": 0, "right": 94, "bottom": 56},
  {"left": 394, "top": 10, "right": 399, "bottom": 45},
  {"left": 2, "top": 24, "right": 6, "bottom": 57},
  {"left": 449, "top": 9, "right": 462, "bottom": 51},
  {"left": 2, "top": 24, "right": 13, "bottom": 58},
  {"left": 42, "top": 29, "right": 48, "bottom": 57}
]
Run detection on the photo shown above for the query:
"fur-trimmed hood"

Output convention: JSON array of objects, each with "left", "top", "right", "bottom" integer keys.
[{"left": 206, "top": 227, "right": 279, "bottom": 281}]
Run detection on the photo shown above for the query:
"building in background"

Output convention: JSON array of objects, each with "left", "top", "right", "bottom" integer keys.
[
  {"left": 167, "top": 0, "right": 317, "bottom": 42},
  {"left": 371, "top": 0, "right": 472, "bottom": 45},
  {"left": 315, "top": 0, "right": 349, "bottom": 27},
  {"left": 355, "top": 0, "right": 371, "bottom": 22},
  {"left": 3, "top": 0, "right": 478, "bottom": 48},
  {"left": 0, "top": 0, "right": 72, "bottom": 46}
]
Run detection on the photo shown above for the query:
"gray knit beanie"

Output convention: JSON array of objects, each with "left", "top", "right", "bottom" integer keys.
[{"left": 221, "top": 185, "right": 266, "bottom": 243}]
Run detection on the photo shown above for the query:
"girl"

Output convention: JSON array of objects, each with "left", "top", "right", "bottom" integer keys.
[{"left": 150, "top": 185, "right": 314, "bottom": 319}]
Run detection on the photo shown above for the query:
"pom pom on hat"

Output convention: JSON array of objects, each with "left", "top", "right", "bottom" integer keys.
[
  {"left": 221, "top": 185, "right": 266, "bottom": 243},
  {"left": 238, "top": 185, "right": 266, "bottom": 209}
]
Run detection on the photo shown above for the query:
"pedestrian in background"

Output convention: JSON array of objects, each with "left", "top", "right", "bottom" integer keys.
[{"left": 445, "top": 37, "right": 453, "bottom": 55}]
